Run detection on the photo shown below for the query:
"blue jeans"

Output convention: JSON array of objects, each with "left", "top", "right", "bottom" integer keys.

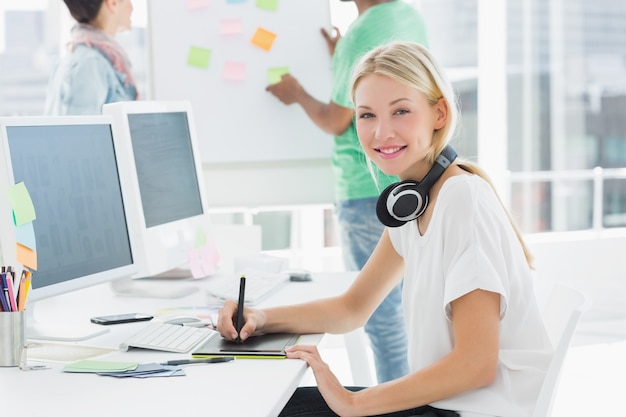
[{"left": 336, "top": 198, "right": 409, "bottom": 383}]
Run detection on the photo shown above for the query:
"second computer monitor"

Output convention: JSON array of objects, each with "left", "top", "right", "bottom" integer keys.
[{"left": 103, "top": 100, "right": 213, "bottom": 279}]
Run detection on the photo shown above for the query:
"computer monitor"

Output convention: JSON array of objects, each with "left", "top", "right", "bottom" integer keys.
[
  {"left": 103, "top": 100, "right": 216, "bottom": 286},
  {"left": 0, "top": 115, "right": 140, "bottom": 341}
]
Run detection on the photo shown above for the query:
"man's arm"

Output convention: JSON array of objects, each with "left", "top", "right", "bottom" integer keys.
[{"left": 266, "top": 74, "right": 354, "bottom": 136}]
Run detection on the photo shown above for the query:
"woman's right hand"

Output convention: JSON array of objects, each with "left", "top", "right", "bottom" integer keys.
[{"left": 216, "top": 299, "right": 264, "bottom": 342}]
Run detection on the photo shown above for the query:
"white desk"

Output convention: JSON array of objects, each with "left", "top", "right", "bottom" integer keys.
[{"left": 0, "top": 271, "right": 357, "bottom": 416}]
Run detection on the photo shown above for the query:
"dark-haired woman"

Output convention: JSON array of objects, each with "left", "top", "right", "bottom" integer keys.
[{"left": 44, "top": 0, "right": 137, "bottom": 115}]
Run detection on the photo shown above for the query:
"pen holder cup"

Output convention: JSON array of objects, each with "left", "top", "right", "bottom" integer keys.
[{"left": 0, "top": 311, "right": 25, "bottom": 367}]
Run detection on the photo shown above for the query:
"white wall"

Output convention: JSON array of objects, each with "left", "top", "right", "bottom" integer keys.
[
  {"left": 527, "top": 230, "right": 626, "bottom": 328},
  {"left": 203, "top": 159, "right": 335, "bottom": 208}
]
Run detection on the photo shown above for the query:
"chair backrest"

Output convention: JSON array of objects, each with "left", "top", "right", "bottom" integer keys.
[{"left": 532, "top": 283, "right": 592, "bottom": 417}]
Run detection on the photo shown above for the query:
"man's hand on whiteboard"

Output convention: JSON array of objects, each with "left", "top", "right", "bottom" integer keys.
[
  {"left": 321, "top": 26, "right": 341, "bottom": 56},
  {"left": 265, "top": 74, "right": 305, "bottom": 106}
]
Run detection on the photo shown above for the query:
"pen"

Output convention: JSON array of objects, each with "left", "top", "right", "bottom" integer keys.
[
  {"left": 161, "top": 356, "right": 235, "bottom": 366},
  {"left": 17, "top": 270, "right": 27, "bottom": 311},
  {"left": 0, "top": 273, "right": 11, "bottom": 312},
  {"left": 5, "top": 273, "right": 17, "bottom": 311},
  {"left": 236, "top": 275, "right": 246, "bottom": 344}
]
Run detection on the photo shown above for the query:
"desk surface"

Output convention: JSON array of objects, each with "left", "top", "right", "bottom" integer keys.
[{"left": 0, "top": 271, "right": 356, "bottom": 416}]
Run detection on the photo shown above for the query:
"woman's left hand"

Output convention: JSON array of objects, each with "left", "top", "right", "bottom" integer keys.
[{"left": 286, "top": 344, "right": 355, "bottom": 416}]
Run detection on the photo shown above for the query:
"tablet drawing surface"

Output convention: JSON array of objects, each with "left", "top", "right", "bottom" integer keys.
[{"left": 192, "top": 333, "right": 300, "bottom": 358}]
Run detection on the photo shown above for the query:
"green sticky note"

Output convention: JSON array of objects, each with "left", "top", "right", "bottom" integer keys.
[
  {"left": 195, "top": 228, "right": 207, "bottom": 248},
  {"left": 187, "top": 46, "right": 212, "bottom": 69},
  {"left": 268, "top": 67, "right": 289, "bottom": 85},
  {"left": 63, "top": 360, "right": 139, "bottom": 373},
  {"left": 256, "top": 0, "right": 279, "bottom": 11},
  {"left": 6, "top": 182, "right": 36, "bottom": 226}
]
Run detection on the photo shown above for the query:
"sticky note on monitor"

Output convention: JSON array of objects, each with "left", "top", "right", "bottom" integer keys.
[
  {"left": 6, "top": 182, "right": 36, "bottom": 226},
  {"left": 15, "top": 221, "right": 36, "bottom": 251},
  {"left": 16, "top": 243, "right": 37, "bottom": 270}
]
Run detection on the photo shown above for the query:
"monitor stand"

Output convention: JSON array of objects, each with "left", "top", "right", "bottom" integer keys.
[
  {"left": 110, "top": 275, "right": 199, "bottom": 299},
  {"left": 140, "top": 267, "right": 195, "bottom": 280},
  {"left": 25, "top": 305, "right": 109, "bottom": 342}
]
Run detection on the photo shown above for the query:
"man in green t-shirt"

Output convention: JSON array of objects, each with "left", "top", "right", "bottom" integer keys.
[{"left": 266, "top": 0, "right": 428, "bottom": 383}]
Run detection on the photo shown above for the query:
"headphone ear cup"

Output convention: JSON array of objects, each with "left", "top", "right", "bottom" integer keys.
[
  {"left": 376, "top": 180, "right": 427, "bottom": 227},
  {"left": 376, "top": 183, "right": 408, "bottom": 227}
]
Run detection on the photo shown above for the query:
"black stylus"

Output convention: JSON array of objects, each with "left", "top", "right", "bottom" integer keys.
[
  {"left": 236, "top": 275, "right": 246, "bottom": 343},
  {"left": 162, "top": 356, "right": 235, "bottom": 366}
]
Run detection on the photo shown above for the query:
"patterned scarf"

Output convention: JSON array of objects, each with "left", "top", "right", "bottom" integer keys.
[{"left": 68, "top": 23, "right": 138, "bottom": 98}]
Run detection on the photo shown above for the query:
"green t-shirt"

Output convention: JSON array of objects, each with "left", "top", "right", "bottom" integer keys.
[{"left": 330, "top": 1, "right": 429, "bottom": 202}]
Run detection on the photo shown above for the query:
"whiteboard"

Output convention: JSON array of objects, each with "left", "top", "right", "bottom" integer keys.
[{"left": 147, "top": 0, "right": 334, "bottom": 163}]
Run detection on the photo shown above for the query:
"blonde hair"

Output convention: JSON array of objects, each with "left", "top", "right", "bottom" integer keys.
[{"left": 350, "top": 41, "right": 533, "bottom": 267}]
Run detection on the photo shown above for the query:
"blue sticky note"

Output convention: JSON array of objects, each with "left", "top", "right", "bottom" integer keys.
[{"left": 15, "top": 221, "right": 36, "bottom": 251}]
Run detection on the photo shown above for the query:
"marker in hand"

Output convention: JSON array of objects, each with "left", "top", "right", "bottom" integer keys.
[{"left": 235, "top": 275, "right": 246, "bottom": 343}]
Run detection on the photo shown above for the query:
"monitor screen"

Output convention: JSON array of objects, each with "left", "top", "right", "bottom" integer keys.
[
  {"left": 103, "top": 101, "right": 214, "bottom": 280},
  {"left": 0, "top": 115, "right": 139, "bottom": 340},
  {"left": 127, "top": 111, "right": 203, "bottom": 228}
]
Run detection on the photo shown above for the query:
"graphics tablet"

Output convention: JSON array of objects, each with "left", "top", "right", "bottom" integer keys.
[{"left": 192, "top": 333, "right": 300, "bottom": 359}]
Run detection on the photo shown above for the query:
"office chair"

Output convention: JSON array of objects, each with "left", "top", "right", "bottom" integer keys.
[{"left": 532, "top": 283, "right": 592, "bottom": 417}]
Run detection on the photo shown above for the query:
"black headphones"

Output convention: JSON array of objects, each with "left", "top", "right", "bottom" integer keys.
[{"left": 376, "top": 145, "right": 457, "bottom": 227}]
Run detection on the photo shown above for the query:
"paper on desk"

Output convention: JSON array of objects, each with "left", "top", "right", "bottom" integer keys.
[
  {"left": 63, "top": 360, "right": 139, "bottom": 373},
  {"left": 98, "top": 363, "right": 186, "bottom": 378},
  {"left": 28, "top": 343, "right": 116, "bottom": 363}
]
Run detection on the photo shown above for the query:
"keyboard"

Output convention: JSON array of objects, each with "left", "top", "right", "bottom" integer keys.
[
  {"left": 119, "top": 321, "right": 218, "bottom": 353},
  {"left": 206, "top": 271, "right": 289, "bottom": 305}
]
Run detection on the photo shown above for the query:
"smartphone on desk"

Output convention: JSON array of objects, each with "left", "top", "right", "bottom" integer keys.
[{"left": 90, "top": 313, "right": 154, "bottom": 325}]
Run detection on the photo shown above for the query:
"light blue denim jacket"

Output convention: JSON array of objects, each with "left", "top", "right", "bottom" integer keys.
[{"left": 44, "top": 44, "right": 137, "bottom": 115}]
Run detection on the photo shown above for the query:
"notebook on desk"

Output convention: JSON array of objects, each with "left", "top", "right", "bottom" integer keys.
[{"left": 192, "top": 333, "right": 300, "bottom": 359}]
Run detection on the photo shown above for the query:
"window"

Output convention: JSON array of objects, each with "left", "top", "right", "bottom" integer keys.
[{"left": 2, "top": 0, "right": 625, "bottom": 240}]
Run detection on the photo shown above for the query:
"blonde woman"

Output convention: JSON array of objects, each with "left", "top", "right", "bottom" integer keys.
[{"left": 219, "top": 41, "right": 552, "bottom": 417}]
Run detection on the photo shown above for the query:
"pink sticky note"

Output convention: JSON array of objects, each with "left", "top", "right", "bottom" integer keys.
[
  {"left": 219, "top": 19, "right": 243, "bottom": 35},
  {"left": 223, "top": 61, "right": 246, "bottom": 81},
  {"left": 206, "top": 241, "right": 221, "bottom": 265},
  {"left": 187, "top": 0, "right": 210, "bottom": 10},
  {"left": 188, "top": 248, "right": 205, "bottom": 278},
  {"left": 188, "top": 242, "right": 220, "bottom": 278},
  {"left": 199, "top": 242, "right": 220, "bottom": 276}
]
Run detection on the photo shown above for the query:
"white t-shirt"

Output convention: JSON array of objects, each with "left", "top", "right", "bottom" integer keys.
[{"left": 389, "top": 175, "right": 553, "bottom": 417}]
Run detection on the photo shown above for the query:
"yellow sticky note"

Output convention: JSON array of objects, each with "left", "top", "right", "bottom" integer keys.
[
  {"left": 268, "top": 66, "right": 289, "bottom": 84},
  {"left": 187, "top": 46, "right": 212, "bottom": 69},
  {"left": 250, "top": 27, "right": 277, "bottom": 52},
  {"left": 16, "top": 243, "right": 37, "bottom": 270},
  {"left": 256, "top": 0, "right": 279, "bottom": 11},
  {"left": 6, "top": 182, "right": 36, "bottom": 226}
]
